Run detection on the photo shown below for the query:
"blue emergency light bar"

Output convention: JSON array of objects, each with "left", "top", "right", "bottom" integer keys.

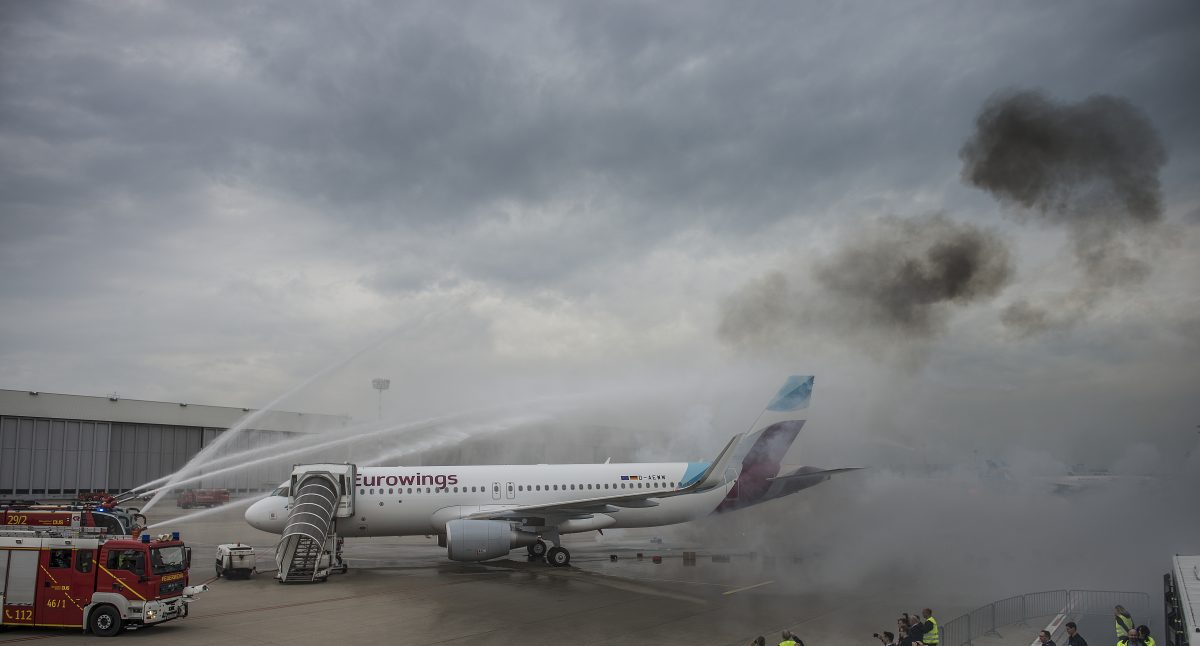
[
  {"left": 140, "top": 534, "right": 150, "bottom": 543},
  {"left": 171, "top": 531, "right": 179, "bottom": 540}
]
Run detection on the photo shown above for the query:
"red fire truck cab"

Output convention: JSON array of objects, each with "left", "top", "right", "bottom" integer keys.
[{"left": 0, "top": 528, "right": 204, "bottom": 636}]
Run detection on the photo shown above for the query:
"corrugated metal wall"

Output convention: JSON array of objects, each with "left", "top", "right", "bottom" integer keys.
[{"left": 0, "top": 416, "right": 293, "bottom": 496}]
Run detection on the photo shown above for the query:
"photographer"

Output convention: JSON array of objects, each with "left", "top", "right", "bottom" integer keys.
[
  {"left": 875, "top": 631, "right": 897, "bottom": 646},
  {"left": 906, "top": 613, "right": 927, "bottom": 646}
]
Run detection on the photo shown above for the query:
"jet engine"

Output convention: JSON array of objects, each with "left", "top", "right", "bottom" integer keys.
[{"left": 445, "top": 519, "right": 537, "bottom": 562}]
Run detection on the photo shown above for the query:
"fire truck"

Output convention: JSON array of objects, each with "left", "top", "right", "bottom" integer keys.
[
  {"left": 0, "top": 526, "right": 204, "bottom": 636},
  {"left": 1, "top": 500, "right": 146, "bottom": 537}
]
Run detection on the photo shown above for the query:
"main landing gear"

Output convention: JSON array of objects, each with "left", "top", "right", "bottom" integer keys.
[
  {"left": 527, "top": 539, "right": 548, "bottom": 559},
  {"left": 526, "top": 538, "right": 570, "bottom": 567},
  {"left": 546, "top": 546, "right": 570, "bottom": 567}
]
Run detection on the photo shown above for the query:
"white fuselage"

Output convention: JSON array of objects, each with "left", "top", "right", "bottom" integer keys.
[{"left": 245, "top": 461, "right": 730, "bottom": 538}]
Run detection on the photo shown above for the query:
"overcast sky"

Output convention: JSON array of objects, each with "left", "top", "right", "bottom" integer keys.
[{"left": 2, "top": 1, "right": 1198, "bottom": 467}]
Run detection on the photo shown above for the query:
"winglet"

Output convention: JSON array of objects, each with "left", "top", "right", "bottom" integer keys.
[{"left": 684, "top": 434, "right": 743, "bottom": 492}]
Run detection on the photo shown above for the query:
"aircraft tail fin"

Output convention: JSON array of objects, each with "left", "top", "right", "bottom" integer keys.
[
  {"left": 716, "top": 420, "right": 804, "bottom": 512},
  {"left": 764, "top": 375, "right": 815, "bottom": 413},
  {"left": 712, "top": 375, "right": 816, "bottom": 513}
]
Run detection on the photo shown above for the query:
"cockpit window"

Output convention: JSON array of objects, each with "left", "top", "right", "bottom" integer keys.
[{"left": 271, "top": 485, "right": 290, "bottom": 497}]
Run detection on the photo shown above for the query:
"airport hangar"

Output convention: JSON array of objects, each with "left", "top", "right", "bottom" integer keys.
[{"left": 0, "top": 389, "right": 647, "bottom": 499}]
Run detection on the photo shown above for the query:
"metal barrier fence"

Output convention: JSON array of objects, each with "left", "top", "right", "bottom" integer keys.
[{"left": 942, "top": 590, "right": 1151, "bottom": 646}]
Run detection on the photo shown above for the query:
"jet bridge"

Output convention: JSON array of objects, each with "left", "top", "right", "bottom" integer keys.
[{"left": 275, "top": 464, "right": 355, "bottom": 583}]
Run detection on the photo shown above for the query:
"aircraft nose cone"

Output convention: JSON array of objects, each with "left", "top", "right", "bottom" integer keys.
[{"left": 245, "top": 497, "right": 282, "bottom": 532}]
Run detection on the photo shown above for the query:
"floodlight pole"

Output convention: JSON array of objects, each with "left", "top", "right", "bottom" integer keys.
[{"left": 372, "top": 378, "right": 390, "bottom": 421}]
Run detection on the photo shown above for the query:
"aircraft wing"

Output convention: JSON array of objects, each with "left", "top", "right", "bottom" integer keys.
[{"left": 465, "top": 433, "right": 742, "bottom": 522}]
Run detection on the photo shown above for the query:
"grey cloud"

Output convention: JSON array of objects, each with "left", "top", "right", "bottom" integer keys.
[{"left": 4, "top": 2, "right": 1197, "bottom": 286}]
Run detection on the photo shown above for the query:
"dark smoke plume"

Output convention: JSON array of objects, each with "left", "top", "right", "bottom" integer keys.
[
  {"left": 813, "top": 215, "right": 1013, "bottom": 334},
  {"left": 960, "top": 89, "right": 1168, "bottom": 335},
  {"left": 718, "top": 214, "right": 1012, "bottom": 351}
]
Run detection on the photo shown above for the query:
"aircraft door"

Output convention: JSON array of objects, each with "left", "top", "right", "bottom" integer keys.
[
  {"left": 505, "top": 482, "right": 515, "bottom": 500},
  {"left": 491, "top": 482, "right": 501, "bottom": 501}
]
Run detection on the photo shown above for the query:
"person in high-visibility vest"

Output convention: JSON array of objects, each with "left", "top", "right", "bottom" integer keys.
[
  {"left": 1115, "top": 605, "right": 1135, "bottom": 641},
  {"left": 1137, "top": 625, "right": 1155, "bottom": 646},
  {"left": 922, "top": 608, "right": 940, "bottom": 646},
  {"left": 1118, "top": 628, "right": 1142, "bottom": 646},
  {"left": 780, "top": 631, "right": 798, "bottom": 646}
]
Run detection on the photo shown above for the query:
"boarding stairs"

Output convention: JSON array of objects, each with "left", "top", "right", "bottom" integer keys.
[{"left": 274, "top": 464, "right": 355, "bottom": 583}]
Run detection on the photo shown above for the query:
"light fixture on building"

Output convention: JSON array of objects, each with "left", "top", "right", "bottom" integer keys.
[
  {"left": 179, "top": 402, "right": 188, "bottom": 407},
  {"left": 108, "top": 392, "right": 120, "bottom": 402},
  {"left": 28, "top": 391, "right": 39, "bottom": 396}
]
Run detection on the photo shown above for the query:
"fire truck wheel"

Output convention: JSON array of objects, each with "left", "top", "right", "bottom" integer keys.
[
  {"left": 215, "top": 563, "right": 224, "bottom": 578},
  {"left": 90, "top": 605, "right": 124, "bottom": 637}
]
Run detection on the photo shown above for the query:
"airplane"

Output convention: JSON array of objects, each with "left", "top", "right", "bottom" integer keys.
[
  {"left": 245, "top": 375, "right": 857, "bottom": 567},
  {"left": 979, "top": 459, "right": 1158, "bottom": 496}
]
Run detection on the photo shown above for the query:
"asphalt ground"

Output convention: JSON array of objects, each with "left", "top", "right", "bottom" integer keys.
[{"left": 0, "top": 501, "right": 1048, "bottom": 645}]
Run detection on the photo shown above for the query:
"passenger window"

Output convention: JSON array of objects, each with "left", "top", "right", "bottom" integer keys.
[
  {"left": 76, "top": 549, "right": 94, "bottom": 573},
  {"left": 569, "top": 484, "right": 575, "bottom": 490},
  {"left": 359, "top": 489, "right": 365, "bottom": 495},
  {"left": 389, "top": 488, "right": 394, "bottom": 494},
  {"left": 49, "top": 549, "right": 72, "bottom": 568},
  {"left": 453, "top": 487, "right": 459, "bottom": 493}
]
